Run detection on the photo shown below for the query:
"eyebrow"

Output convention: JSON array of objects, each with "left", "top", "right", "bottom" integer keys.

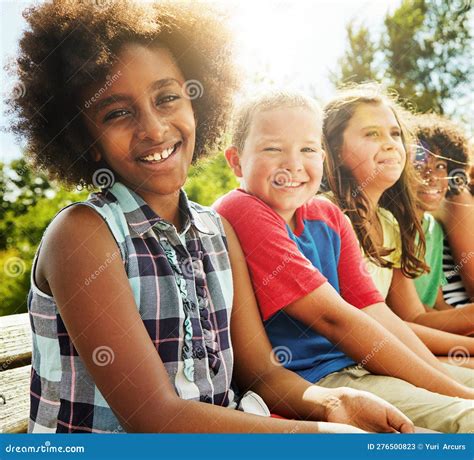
[{"left": 91, "top": 78, "right": 182, "bottom": 115}]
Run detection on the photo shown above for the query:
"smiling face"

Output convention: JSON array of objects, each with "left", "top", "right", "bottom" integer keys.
[
  {"left": 82, "top": 43, "right": 196, "bottom": 204},
  {"left": 340, "top": 102, "right": 406, "bottom": 201},
  {"left": 226, "top": 106, "right": 325, "bottom": 224},
  {"left": 414, "top": 149, "right": 449, "bottom": 212}
]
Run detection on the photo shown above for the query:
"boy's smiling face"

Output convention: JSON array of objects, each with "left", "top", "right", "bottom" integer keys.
[
  {"left": 82, "top": 44, "right": 196, "bottom": 203},
  {"left": 226, "top": 106, "right": 325, "bottom": 224}
]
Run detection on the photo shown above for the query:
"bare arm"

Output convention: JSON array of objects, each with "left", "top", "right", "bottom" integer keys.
[
  {"left": 407, "top": 321, "right": 474, "bottom": 356},
  {"left": 283, "top": 282, "right": 473, "bottom": 399},
  {"left": 433, "top": 288, "right": 455, "bottom": 311},
  {"left": 363, "top": 303, "right": 467, "bottom": 375},
  {"left": 440, "top": 191, "right": 474, "bottom": 298},
  {"left": 386, "top": 268, "right": 474, "bottom": 336},
  {"left": 222, "top": 218, "right": 413, "bottom": 433},
  {"left": 42, "top": 205, "right": 365, "bottom": 434}
]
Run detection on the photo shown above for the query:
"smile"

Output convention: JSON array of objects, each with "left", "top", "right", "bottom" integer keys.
[
  {"left": 419, "top": 188, "right": 443, "bottom": 196},
  {"left": 273, "top": 181, "right": 305, "bottom": 189},
  {"left": 377, "top": 158, "right": 400, "bottom": 166},
  {"left": 138, "top": 142, "right": 181, "bottom": 164}
]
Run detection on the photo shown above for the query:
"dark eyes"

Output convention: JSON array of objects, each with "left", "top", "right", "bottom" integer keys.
[
  {"left": 263, "top": 147, "right": 319, "bottom": 153},
  {"left": 263, "top": 147, "right": 281, "bottom": 152},
  {"left": 103, "top": 109, "right": 129, "bottom": 122},
  {"left": 102, "top": 94, "right": 180, "bottom": 122},
  {"left": 365, "top": 130, "right": 401, "bottom": 137}
]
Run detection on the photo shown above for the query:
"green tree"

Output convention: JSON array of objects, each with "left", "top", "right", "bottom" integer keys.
[
  {"left": 330, "top": 22, "right": 379, "bottom": 86},
  {"left": 0, "top": 160, "right": 88, "bottom": 316},
  {"left": 333, "top": 0, "right": 473, "bottom": 115},
  {"left": 185, "top": 152, "right": 238, "bottom": 206}
]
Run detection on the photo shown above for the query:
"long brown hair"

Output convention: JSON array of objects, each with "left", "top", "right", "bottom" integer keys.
[{"left": 322, "top": 84, "right": 428, "bottom": 278}]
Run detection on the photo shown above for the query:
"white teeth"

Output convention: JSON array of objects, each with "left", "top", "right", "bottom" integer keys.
[
  {"left": 141, "top": 145, "right": 175, "bottom": 162},
  {"left": 285, "top": 182, "right": 302, "bottom": 188},
  {"left": 162, "top": 147, "right": 173, "bottom": 159}
]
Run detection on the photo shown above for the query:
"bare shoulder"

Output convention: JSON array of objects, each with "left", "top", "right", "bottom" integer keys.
[{"left": 36, "top": 204, "right": 117, "bottom": 295}]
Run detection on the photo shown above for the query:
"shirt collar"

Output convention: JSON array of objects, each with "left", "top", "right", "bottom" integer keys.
[{"left": 104, "top": 182, "right": 214, "bottom": 236}]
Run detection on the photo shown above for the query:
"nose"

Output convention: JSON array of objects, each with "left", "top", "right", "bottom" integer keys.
[
  {"left": 419, "top": 167, "right": 439, "bottom": 186},
  {"left": 382, "top": 135, "right": 398, "bottom": 151},
  {"left": 135, "top": 109, "right": 168, "bottom": 142},
  {"left": 281, "top": 149, "right": 304, "bottom": 173}
]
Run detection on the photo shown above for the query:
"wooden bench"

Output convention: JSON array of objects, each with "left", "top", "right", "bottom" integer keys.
[{"left": 0, "top": 313, "right": 32, "bottom": 433}]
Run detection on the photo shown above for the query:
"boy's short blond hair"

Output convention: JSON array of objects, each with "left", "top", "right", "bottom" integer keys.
[{"left": 232, "top": 91, "right": 322, "bottom": 152}]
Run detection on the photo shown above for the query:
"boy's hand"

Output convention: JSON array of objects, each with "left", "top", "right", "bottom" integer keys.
[{"left": 323, "top": 387, "right": 415, "bottom": 433}]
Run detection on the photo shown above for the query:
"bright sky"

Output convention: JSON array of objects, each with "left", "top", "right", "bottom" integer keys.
[{"left": 0, "top": 0, "right": 401, "bottom": 163}]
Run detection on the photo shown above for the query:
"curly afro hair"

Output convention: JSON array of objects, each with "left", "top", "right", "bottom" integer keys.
[
  {"left": 6, "top": 0, "right": 238, "bottom": 187},
  {"left": 411, "top": 114, "right": 472, "bottom": 196}
]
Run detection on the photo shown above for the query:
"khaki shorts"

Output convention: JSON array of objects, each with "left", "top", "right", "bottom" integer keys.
[{"left": 316, "top": 364, "right": 474, "bottom": 433}]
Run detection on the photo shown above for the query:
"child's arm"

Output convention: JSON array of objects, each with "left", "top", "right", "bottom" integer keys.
[
  {"left": 284, "top": 284, "right": 473, "bottom": 399},
  {"left": 441, "top": 191, "right": 474, "bottom": 298},
  {"left": 42, "top": 205, "right": 363, "bottom": 434},
  {"left": 222, "top": 218, "right": 414, "bottom": 433},
  {"left": 362, "top": 302, "right": 470, "bottom": 374},
  {"left": 407, "top": 322, "right": 474, "bottom": 359},
  {"left": 433, "top": 288, "right": 455, "bottom": 311},
  {"left": 387, "top": 268, "right": 474, "bottom": 336}
]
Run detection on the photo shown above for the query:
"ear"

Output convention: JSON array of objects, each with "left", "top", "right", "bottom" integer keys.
[
  {"left": 90, "top": 146, "right": 102, "bottom": 162},
  {"left": 225, "top": 146, "right": 243, "bottom": 178}
]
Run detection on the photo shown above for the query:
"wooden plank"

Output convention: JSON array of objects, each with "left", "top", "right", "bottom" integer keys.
[
  {"left": 0, "top": 313, "right": 32, "bottom": 370},
  {"left": 0, "top": 365, "right": 31, "bottom": 433}
]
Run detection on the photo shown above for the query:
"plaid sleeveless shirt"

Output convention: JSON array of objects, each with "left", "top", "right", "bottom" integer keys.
[{"left": 28, "top": 182, "right": 237, "bottom": 433}]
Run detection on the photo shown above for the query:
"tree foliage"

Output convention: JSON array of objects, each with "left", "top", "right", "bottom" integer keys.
[{"left": 333, "top": 0, "right": 473, "bottom": 115}]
